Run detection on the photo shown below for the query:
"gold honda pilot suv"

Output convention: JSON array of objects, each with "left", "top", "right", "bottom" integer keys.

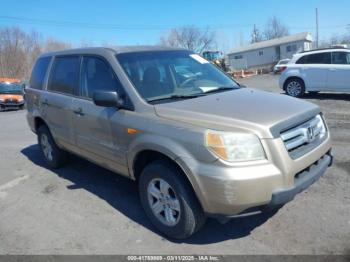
[{"left": 26, "top": 47, "right": 332, "bottom": 239}]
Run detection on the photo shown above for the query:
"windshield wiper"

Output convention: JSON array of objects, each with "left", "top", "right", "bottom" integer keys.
[
  {"left": 202, "top": 86, "right": 239, "bottom": 94},
  {"left": 147, "top": 94, "right": 201, "bottom": 103}
]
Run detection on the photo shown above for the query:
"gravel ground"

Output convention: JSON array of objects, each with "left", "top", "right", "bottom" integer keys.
[{"left": 0, "top": 74, "right": 349, "bottom": 255}]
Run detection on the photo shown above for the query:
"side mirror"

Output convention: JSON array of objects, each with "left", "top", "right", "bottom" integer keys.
[{"left": 92, "top": 91, "right": 124, "bottom": 108}]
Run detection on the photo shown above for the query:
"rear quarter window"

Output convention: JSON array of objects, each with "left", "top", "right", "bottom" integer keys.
[
  {"left": 30, "top": 57, "right": 52, "bottom": 90},
  {"left": 296, "top": 52, "right": 331, "bottom": 64}
]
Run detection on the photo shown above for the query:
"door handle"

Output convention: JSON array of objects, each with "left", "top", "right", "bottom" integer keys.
[{"left": 73, "top": 107, "right": 84, "bottom": 116}]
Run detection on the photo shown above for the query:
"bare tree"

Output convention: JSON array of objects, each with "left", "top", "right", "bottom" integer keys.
[
  {"left": 264, "top": 16, "right": 290, "bottom": 40},
  {"left": 43, "top": 37, "right": 71, "bottom": 52},
  {"left": 320, "top": 33, "right": 350, "bottom": 48},
  {"left": 250, "top": 25, "right": 263, "bottom": 43},
  {"left": 0, "top": 27, "right": 29, "bottom": 78},
  {"left": 0, "top": 27, "right": 72, "bottom": 79},
  {"left": 160, "top": 26, "right": 216, "bottom": 53}
]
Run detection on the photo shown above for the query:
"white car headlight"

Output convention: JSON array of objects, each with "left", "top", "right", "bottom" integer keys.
[{"left": 205, "top": 130, "right": 266, "bottom": 162}]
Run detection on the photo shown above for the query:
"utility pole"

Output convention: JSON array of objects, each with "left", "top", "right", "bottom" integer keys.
[{"left": 315, "top": 8, "right": 319, "bottom": 49}]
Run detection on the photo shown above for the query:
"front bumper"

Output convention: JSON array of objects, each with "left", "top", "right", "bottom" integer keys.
[
  {"left": 0, "top": 101, "right": 25, "bottom": 110},
  {"left": 178, "top": 134, "right": 332, "bottom": 216},
  {"left": 268, "top": 153, "right": 331, "bottom": 207}
]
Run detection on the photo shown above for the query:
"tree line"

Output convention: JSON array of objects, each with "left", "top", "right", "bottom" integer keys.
[
  {"left": 0, "top": 27, "right": 71, "bottom": 80},
  {"left": 1, "top": 16, "right": 349, "bottom": 79}
]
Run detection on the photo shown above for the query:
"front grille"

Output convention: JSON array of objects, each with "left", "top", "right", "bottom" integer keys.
[{"left": 281, "top": 114, "right": 327, "bottom": 159}]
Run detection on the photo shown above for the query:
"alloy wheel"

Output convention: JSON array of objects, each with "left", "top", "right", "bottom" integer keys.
[
  {"left": 41, "top": 134, "right": 53, "bottom": 162},
  {"left": 147, "top": 178, "right": 181, "bottom": 226}
]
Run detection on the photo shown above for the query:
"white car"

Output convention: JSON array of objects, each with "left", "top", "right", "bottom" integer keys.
[
  {"left": 273, "top": 59, "right": 290, "bottom": 74},
  {"left": 279, "top": 48, "right": 350, "bottom": 97}
]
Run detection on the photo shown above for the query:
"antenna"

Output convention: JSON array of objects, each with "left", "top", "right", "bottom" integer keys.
[{"left": 315, "top": 8, "right": 319, "bottom": 49}]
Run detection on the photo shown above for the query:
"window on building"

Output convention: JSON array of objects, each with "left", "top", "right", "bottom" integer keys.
[
  {"left": 258, "top": 50, "right": 264, "bottom": 56},
  {"left": 286, "top": 44, "right": 297, "bottom": 53},
  {"left": 234, "top": 55, "right": 243, "bottom": 59}
]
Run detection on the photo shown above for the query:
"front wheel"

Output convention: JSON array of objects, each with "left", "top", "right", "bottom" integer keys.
[
  {"left": 139, "top": 160, "right": 206, "bottom": 239},
  {"left": 285, "top": 78, "right": 305, "bottom": 97}
]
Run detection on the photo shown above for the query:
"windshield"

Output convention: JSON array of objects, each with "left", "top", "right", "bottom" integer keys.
[
  {"left": 0, "top": 83, "right": 23, "bottom": 94},
  {"left": 116, "top": 51, "right": 239, "bottom": 103}
]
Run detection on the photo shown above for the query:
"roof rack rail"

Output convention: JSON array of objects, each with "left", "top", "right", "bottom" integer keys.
[{"left": 299, "top": 47, "right": 349, "bottom": 54}]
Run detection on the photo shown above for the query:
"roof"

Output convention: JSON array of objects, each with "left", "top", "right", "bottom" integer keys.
[
  {"left": 40, "top": 45, "right": 187, "bottom": 57},
  {"left": 228, "top": 32, "right": 313, "bottom": 55},
  {"left": 291, "top": 48, "right": 350, "bottom": 61}
]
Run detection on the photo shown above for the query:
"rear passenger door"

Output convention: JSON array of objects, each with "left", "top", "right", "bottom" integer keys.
[
  {"left": 43, "top": 56, "right": 79, "bottom": 147},
  {"left": 298, "top": 52, "right": 331, "bottom": 91},
  {"left": 328, "top": 52, "right": 350, "bottom": 91},
  {"left": 72, "top": 56, "right": 128, "bottom": 173}
]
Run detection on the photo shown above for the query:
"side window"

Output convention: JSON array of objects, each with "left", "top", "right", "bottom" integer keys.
[
  {"left": 80, "top": 56, "right": 122, "bottom": 99},
  {"left": 332, "top": 52, "right": 350, "bottom": 64},
  {"left": 30, "top": 57, "right": 51, "bottom": 90},
  {"left": 48, "top": 56, "right": 80, "bottom": 95},
  {"left": 296, "top": 55, "right": 307, "bottom": 64},
  {"left": 306, "top": 53, "right": 331, "bottom": 64},
  {"left": 297, "top": 53, "right": 331, "bottom": 64}
]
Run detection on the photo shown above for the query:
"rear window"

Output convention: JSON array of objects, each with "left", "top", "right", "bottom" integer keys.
[
  {"left": 296, "top": 52, "right": 331, "bottom": 64},
  {"left": 30, "top": 57, "right": 51, "bottom": 90},
  {"left": 48, "top": 56, "right": 80, "bottom": 95}
]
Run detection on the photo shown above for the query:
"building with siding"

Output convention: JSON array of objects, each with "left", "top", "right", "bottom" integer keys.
[{"left": 227, "top": 32, "right": 313, "bottom": 70}]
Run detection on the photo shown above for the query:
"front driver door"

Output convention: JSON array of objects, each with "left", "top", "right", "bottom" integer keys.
[{"left": 71, "top": 56, "right": 129, "bottom": 174}]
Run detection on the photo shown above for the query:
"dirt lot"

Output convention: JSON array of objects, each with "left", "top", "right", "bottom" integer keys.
[{"left": 0, "top": 74, "right": 349, "bottom": 255}]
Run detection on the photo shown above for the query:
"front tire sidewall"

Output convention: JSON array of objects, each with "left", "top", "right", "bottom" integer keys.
[{"left": 139, "top": 161, "right": 204, "bottom": 239}]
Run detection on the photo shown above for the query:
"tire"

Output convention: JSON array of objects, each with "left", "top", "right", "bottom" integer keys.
[
  {"left": 37, "top": 125, "right": 68, "bottom": 169},
  {"left": 284, "top": 78, "right": 305, "bottom": 97},
  {"left": 139, "top": 160, "right": 206, "bottom": 239}
]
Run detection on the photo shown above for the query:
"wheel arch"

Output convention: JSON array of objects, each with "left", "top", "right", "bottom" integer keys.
[
  {"left": 34, "top": 116, "right": 49, "bottom": 132},
  {"left": 130, "top": 147, "right": 206, "bottom": 212}
]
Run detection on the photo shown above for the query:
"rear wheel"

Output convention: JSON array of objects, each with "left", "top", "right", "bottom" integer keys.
[
  {"left": 285, "top": 78, "right": 305, "bottom": 97},
  {"left": 38, "top": 125, "right": 68, "bottom": 168},
  {"left": 139, "top": 160, "right": 206, "bottom": 239}
]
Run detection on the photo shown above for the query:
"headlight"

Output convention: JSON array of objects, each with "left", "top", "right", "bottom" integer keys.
[
  {"left": 205, "top": 130, "right": 266, "bottom": 162},
  {"left": 315, "top": 114, "right": 327, "bottom": 138}
]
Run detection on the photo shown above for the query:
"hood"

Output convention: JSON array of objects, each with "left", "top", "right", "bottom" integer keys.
[{"left": 154, "top": 88, "right": 320, "bottom": 139}]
